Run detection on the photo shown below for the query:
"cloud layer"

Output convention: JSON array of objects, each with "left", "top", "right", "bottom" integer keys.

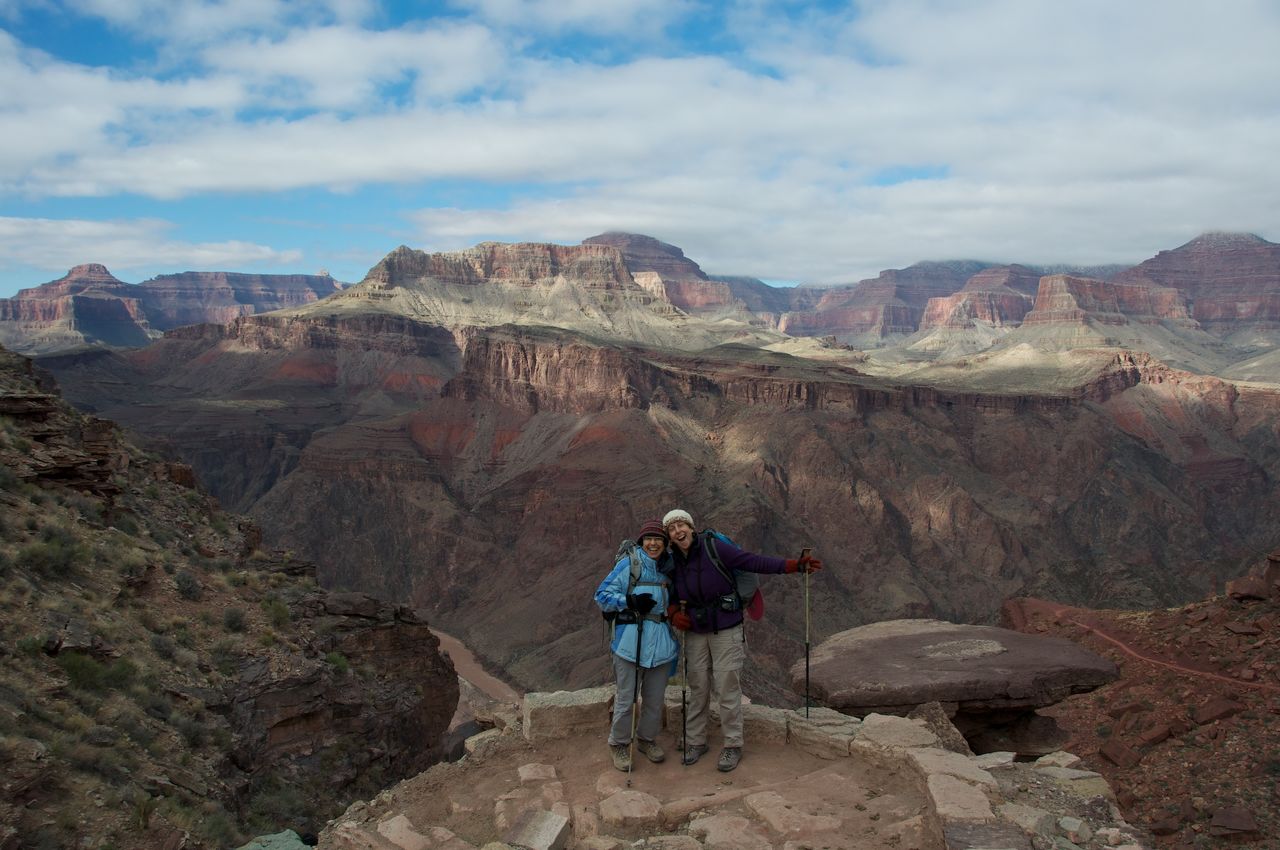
[{"left": 1, "top": 0, "right": 1278, "bottom": 292}]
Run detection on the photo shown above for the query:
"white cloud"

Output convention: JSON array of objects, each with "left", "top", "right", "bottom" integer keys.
[
  {"left": 200, "top": 21, "right": 507, "bottom": 110},
  {"left": 0, "top": 217, "right": 300, "bottom": 280},
  {"left": 1, "top": 0, "right": 1278, "bottom": 287},
  {"left": 450, "top": 0, "right": 693, "bottom": 36},
  {"left": 66, "top": 0, "right": 377, "bottom": 44}
]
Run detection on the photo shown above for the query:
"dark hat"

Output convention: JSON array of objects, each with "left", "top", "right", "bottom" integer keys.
[{"left": 636, "top": 519, "right": 668, "bottom": 544}]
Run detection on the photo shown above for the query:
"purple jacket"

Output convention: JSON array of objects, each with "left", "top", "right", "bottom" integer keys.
[{"left": 671, "top": 535, "right": 787, "bottom": 633}]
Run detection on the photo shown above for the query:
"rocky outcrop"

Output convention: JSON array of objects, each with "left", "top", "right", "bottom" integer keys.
[
  {"left": 137, "top": 270, "right": 342, "bottom": 328},
  {"left": 0, "top": 264, "right": 344, "bottom": 355},
  {"left": 365, "top": 242, "right": 635, "bottom": 290},
  {"left": 583, "top": 232, "right": 709, "bottom": 284},
  {"left": 780, "top": 261, "right": 983, "bottom": 340},
  {"left": 1022, "top": 275, "right": 1193, "bottom": 327},
  {"left": 0, "top": 342, "right": 461, "bottom": 847},
  {"left": 796, "top": 619, "right": 1118, "bottom": 756},
  {"left": 920, "top": 266, "right": 1040, "bottom": 330},
  {"left": 227, "top": 593, "right": 458, "bottom": 785},
  {"left": 316, "top": 686, "right": 1148, "bottom": 850},
  {"left": 0, "top": 264, "right": 154, "bottom": 352},
  {"left": 1112, "top": 232, "right": 1280, "bottom": 333}
]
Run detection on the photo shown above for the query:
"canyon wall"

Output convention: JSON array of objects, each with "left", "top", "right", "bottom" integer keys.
[{"left": 41, "top": 314, "right": 1280, "bottom": 705}]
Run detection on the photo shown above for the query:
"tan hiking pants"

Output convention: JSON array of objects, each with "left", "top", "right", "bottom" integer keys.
[{"left": 684, "top": 624, "right": 746, "bottom": 748}]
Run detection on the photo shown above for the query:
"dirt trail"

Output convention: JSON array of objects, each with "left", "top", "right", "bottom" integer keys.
[{"left": 1014, "top": 598, "right": 1280, "bottom": 695}]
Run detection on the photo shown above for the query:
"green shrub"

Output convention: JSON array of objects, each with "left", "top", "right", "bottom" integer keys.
[
  {"left": 170, "top": 713, "right": 206, "bottom": 748},
  {"left": 324, "top": 652, "right": 350, "bottom": 674},
  {"left": 0, "top": 464, "right": 20, "bottom": 490},
  {"left": 150, "top": 634, "right": 176, "bottom": 661},
  {"left": 174, "top": 570, "right": 202, "bottom": 601},
  {"left": 57, "top": 654, "right": 137, "bottom": 692},
  {"left": 261, "top": 598, "right": 290, "bottom": 629},
  {"left": 112, "top": 513, "right": 140, "bottom": 536},
  {"left": 17, "top": 636, "right": 43, "bottom": 656},
  {"left": 223, "top": 607, "right": 246, "bottom": 633},
  {"left": 16, "top": 532, "right": 89, "bottom": 579}
]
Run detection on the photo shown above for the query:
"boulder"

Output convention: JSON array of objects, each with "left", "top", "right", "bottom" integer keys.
[{"left": 794, "top": 619, "right": 1118, "bottom": 716}]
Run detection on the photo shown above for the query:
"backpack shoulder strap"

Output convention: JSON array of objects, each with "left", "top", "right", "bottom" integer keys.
[{"left": 701, "top": 530, "right": 733, "bottom": 586}]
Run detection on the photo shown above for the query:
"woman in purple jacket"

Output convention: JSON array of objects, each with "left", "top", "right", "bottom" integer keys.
[{"left": 663, "top": 508, "right": 821, "bottom": 772}]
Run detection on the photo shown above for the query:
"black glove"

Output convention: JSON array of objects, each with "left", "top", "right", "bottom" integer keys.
[{"left": 627, "top": 593, "right": 657, "bottom": 615}]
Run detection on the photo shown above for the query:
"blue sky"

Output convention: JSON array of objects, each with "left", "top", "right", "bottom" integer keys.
[{"left": 1, "top": 0, "right": 1278, "bottom": 297}]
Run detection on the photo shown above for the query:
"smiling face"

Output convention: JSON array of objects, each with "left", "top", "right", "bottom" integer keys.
[
  {"left": 666, "top": 519, "right": 695, "bottom": 553},
  {"left": 640, "top": 534, "right": 666, "bottom": 558}
]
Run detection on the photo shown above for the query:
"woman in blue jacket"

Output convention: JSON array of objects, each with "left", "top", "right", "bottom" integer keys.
[{"left": 594, "top": 519, "right": 679, "bottom": 772}]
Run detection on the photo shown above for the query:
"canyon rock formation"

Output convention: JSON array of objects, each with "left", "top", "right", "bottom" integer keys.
[
  {"left": 39, "top": 285, "right": 1280, "bottom": 706},
  {"left": 0, "top": 264, "right": 342, "bottom": 355},
  {"left": 0, "top": 343, "right": 458, "bottom": 846}
]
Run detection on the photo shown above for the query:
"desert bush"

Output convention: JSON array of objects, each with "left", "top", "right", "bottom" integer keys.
[
  {"left": 16, "top": 636, "right": 42, "bottom": 655},
  {"left": 150, "top": 634, "right": 176, "bottom": 661},
  {"left": 16, "top": 532, "right": 89, "bottom": 579},
  {"left": 57, "top": 653, "right": 137, "bottom": 692},
  {"left": 174, "top": 570, "right": 202, "bottom": 601},
  {"left": 261, "top": 598, "right": 290, "bottom": 629},
  {"left": 0, "top": 464, "right": 19, "bottom": 491},
  {"left": 111, "top": 512, "right": 140, "bottom": 536},
  {"left": 223, "top": 607, "right": 246, "bottom": 633},
  {"left": 324, "top": 652, "right": 350, "bottom": 674},
  {"left": 212, "top": 640, "right": 240, "bottom": 676},
  {"left": 0, "top": 550, "right": 10, "bottom": 577},
  {"left": 64, "top": 491, "right": 103, "bottom": 524},
  {"left": 170, "top": 713, "right": 206, "bottom": 748}
]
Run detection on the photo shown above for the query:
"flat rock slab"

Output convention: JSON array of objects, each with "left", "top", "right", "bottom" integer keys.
[{"left": 793, "top": 619, "right": 1117, "bottom": 714}]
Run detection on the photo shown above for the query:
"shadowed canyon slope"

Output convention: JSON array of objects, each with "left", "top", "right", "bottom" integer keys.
[{"left": 41, "top": 245, "right": 1280, "bottom": 704}]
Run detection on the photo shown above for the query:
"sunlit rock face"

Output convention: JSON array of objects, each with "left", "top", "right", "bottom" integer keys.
[{"left": 1112, "top": 232, "right": 1280, "bottom": 334}]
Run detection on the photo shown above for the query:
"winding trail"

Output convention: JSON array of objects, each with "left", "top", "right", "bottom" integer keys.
[{"left": 1012, "top": 598, "right": 1280, "bottom": 696}]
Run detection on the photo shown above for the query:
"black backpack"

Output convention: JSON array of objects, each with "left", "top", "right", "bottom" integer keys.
[{"left": 700, "top": 529, "right": 765, "bottom": 620}]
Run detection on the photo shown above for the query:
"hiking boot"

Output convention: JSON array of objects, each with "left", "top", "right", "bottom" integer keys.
[
  {"left": 717, "top": 747, "right": 742, "bottom": 772},
  {"left": 681, "top": 743, "right": 709, "bottom": 766},
  {"left": 610, "top": 744, "right": 632, "bottom": 772},
  {"left": 635, "top": 739, "right": 665, "bottom": 763}
]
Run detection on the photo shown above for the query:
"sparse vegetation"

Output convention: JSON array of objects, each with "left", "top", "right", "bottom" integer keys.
[
  {"left": 175, "top": 569, "right": 202, "bottom": 600},
  {"left": 325, "top": 651, "right": 350, "bottom": 674},
  {"left": 223, "top": 607, "right": 246, "bottom": 632},
  {"left": 262, "top": 597, "right": 290, "bottom": 628}
]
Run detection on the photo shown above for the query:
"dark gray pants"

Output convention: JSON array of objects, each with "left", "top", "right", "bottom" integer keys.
[{"left": 608, "top": 655, "right": 670, "bottom": 745}]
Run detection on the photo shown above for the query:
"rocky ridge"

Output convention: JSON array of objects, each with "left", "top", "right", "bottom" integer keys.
[
  {"left": 0, "top": 344, "right": 458, "bottom": 848},
  {"left": 298, "top": 685, "right": 1149, "bottom": 850},
  {"left": 1001, "top": 554, "right": 1280, "bottom": 848},
  {"left": 0, "top": 264, "right": 342, "bottom": 355}
]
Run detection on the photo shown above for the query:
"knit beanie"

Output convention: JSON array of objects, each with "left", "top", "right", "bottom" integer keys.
[
  {"left": 636, "top": 519, "right": 668, "bottom": 544},
  {"left": 662, "top": 509, "right": 694, "bottom": 529}
]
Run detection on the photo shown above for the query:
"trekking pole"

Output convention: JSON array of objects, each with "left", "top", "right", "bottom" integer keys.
[
  {"left": 679, "top": 600, "right": 688, "bottom": 766},
  {"left": 801, "top": 547, "right": 812, "bottom": 718},
  {"left": 627, "top": 610, "right": 643, "bottom": 788}
]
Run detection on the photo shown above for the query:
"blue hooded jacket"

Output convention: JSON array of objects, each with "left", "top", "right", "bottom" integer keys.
[{"left": 594, "top": 548, "right": 679, "bottom": 668}]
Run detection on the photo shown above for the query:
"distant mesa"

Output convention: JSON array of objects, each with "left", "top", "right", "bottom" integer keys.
[
  {"left": 0, "top": 263, "right": 344, "bottom": 355},
  {"left": 4, "top": 230, "right": 1280, "bottom": 371}
]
